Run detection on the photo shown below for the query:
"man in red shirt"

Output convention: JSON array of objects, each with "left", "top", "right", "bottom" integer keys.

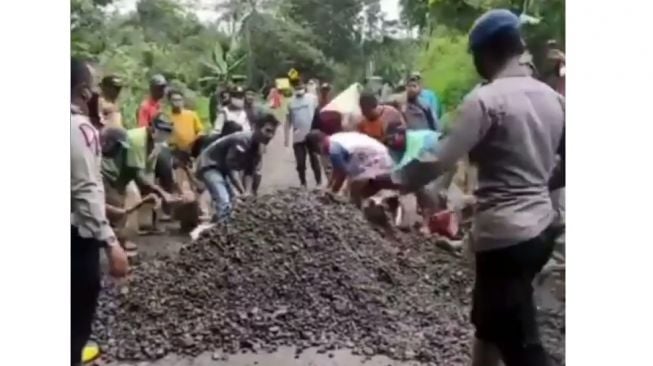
[{"left": 137, "top": 74, "right": 167, "bottom": 127}]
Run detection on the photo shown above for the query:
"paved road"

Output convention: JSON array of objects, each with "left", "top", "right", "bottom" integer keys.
[{"left": 259, "top": 116, "right": 323, "bottom": 193}]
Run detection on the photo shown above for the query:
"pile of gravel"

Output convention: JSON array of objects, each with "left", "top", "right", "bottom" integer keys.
[{"left": 93, "top": 188, "right": 564, "bottom": 365}]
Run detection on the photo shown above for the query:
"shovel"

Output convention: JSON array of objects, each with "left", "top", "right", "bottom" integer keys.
[{"left": 190, "top": 223, "right": 216, "bottom": 241}]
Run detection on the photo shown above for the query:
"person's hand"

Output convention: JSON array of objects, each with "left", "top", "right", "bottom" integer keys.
[
  {"left": 105, "top": 241, "right": 129, "bottom": 278},
  {"left": 159, "top": 191, "right": 174, "bottom": 205},
  {"left": 234, "top": 190, "right": 248, "bottom": 202}
]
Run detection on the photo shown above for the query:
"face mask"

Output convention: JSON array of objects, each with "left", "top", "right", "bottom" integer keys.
[{"left": 231, "top": 98, "right": 244, "bottom": 109}]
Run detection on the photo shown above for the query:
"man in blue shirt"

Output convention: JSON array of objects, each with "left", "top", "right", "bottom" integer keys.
[
  {"left": 410, "top": 71, "right": 443, "bottom": 123},
  {"left": 404, "top": 76, "right": 439, "bottom": 131}
]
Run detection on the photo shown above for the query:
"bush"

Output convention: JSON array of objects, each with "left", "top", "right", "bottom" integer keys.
[{"left": 418, "top": 31, "right": 478, "bottom": 116}]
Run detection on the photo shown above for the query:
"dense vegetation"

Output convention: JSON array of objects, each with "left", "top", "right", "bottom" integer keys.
[{"left": 71, "top": 0, "right": 564, "bottom": 129}]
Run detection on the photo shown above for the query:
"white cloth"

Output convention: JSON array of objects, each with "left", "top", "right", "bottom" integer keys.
[
  {"left": 329, "top": 132, "right": 393, "bottom": 181},
  {"left": 213, "top": 107, "right": 250, "bottom": 134},
  {"left": 329, "top": 131, "right": 386, "bottom": 153}
]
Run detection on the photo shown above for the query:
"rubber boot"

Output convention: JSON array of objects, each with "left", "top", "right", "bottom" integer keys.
[
  {"left": 82, "top": 340, "right": 101, "bottom": 364},
  {"left": 471, "top": 338, "right": 503, "bottom": 366}
]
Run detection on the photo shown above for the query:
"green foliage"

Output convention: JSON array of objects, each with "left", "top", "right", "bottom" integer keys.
[
  {"left": 194, "top": 96, "right": 212, "bottom": 131},
  {"left": 400, "top": 0, "right": 431, "bottom": 31},
  {"left": 198, "top": 42, "right": 247, "bottom": 88},
  {"left": 418, "top": 29, "right": 478, "bottom": 114},
  {"left": 71, "top": 0, "right": 425, "bottom": 126},
  {"left": 408, "top": 0, "right": 565, "bottom": 119},
  {"left": 373, "top": 38, "right": 420, "bottom": 85},
  {"left": 246, "top": 10, "right": 335, "bottom": 85},
  {"left": 284, "top": 0, "right": 366, "bottom": 63}
]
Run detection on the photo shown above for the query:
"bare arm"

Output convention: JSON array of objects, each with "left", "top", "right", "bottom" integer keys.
[
  {"left": 213, "top": 111, "right": 226, "bottom": 135},
  {"left": 330, "top": 169, "right": 347, "bottom": 193},
  {"left": 243, "top": 154, "right": 263, "bottom": 196},
  {"left": 133, "top": 169, "right": 168, "bottom": 199},
  {"left": 105, "top": 203, "right": 126, "bottom": 219}
]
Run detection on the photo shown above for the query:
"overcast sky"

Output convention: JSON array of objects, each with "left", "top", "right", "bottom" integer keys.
[{"left": 111, "top": 0, "right": 401, "bottom": 22}]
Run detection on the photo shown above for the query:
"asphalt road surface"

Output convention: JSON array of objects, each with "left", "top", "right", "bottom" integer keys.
[{"left": 260, "top": 119, "right": 323, "bottom": 193}]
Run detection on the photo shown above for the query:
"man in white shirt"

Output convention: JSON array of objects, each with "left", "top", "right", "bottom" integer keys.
[
  {"left": 213, "top": 86, "right": 250, "bottom": 135},
  {"left": 285, "top": 79, "right": 322, "bottom": 187}
]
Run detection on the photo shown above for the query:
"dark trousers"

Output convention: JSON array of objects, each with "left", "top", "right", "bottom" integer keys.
[
  {"left": 155, "top": 146, "right": 175, "bottom": 193},
  {"left": 293, "top": 141, "right": 321, "bottom": 186},
  {"left": 71, "top": 226, "right": 102, "bottom": 366},
  {"left": 472, "top": 225, "right": 560, "bottom": 366}
]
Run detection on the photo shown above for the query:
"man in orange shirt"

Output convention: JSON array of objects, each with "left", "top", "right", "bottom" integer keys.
[
  {"left": 357, "top": 91, "right": 404, "bottom": 142},
  {"left": 137, "top": 74, "right": 167, "bottom": 127}
]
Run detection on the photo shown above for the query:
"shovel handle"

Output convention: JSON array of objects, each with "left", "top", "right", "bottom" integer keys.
[{"left": 125, "top": 194, "right": 157, "bottom": 214}]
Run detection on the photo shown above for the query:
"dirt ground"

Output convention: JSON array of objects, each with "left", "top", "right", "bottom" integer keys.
[{"left": 98, "top": 130, "right": 564, "bottom": 366}]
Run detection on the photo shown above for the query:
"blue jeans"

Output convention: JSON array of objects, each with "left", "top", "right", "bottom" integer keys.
[{"left": 201, "top": 169, "right": 234, "bottom": 222}]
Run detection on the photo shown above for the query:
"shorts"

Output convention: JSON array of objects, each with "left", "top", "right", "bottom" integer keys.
[{"left": 471, "top": 226, "right": 559, "bottom": 346}]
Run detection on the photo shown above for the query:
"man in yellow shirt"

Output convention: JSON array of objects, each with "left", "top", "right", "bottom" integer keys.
[
  {"left": 167, "top": 89, "right": 204, "bottom": 208},
  {"left": 168, "top": 89, "right": 204, "bottom": 155}
]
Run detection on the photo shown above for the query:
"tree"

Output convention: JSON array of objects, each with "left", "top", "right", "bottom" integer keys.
[
  {"left": 400, "top": 0, "right": 431, "bottom": 31},
  {"left": 71, "top": 0, "right": 114, "bottom": 58},
  {"left": 284, "top": 0, "right": 372, "bottom": 63},
  {"left": 246, "top": 10, "right": 334, "bottom": 84},
  {"left": 70, "top": 0, "right": 428, "bottom": 126},
  {"left": 198, "top": 42, "right": 247, "bottom": 88}
]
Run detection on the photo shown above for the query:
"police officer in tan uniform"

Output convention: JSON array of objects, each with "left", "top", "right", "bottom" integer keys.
[
  {"left": 70, "top": 57, "right": 129, "bottom": 366},
  {"left": 393, "top": 10, "right": 565, "bottom": 366}
]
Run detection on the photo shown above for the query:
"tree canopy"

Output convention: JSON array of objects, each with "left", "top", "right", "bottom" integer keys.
[{"left": 72, "top": 0, "right": 564, "bottom": 128}]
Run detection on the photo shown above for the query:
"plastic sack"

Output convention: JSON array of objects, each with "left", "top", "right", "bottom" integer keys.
[
  {"left": 319, "top": 83, "right": 363, "bottom": 133},
  {"left": 428, "top": 209, "right": 459, "bottom": 239},
  {"left": 275, "top": 78, "right": 290, "bottom": 90}
]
